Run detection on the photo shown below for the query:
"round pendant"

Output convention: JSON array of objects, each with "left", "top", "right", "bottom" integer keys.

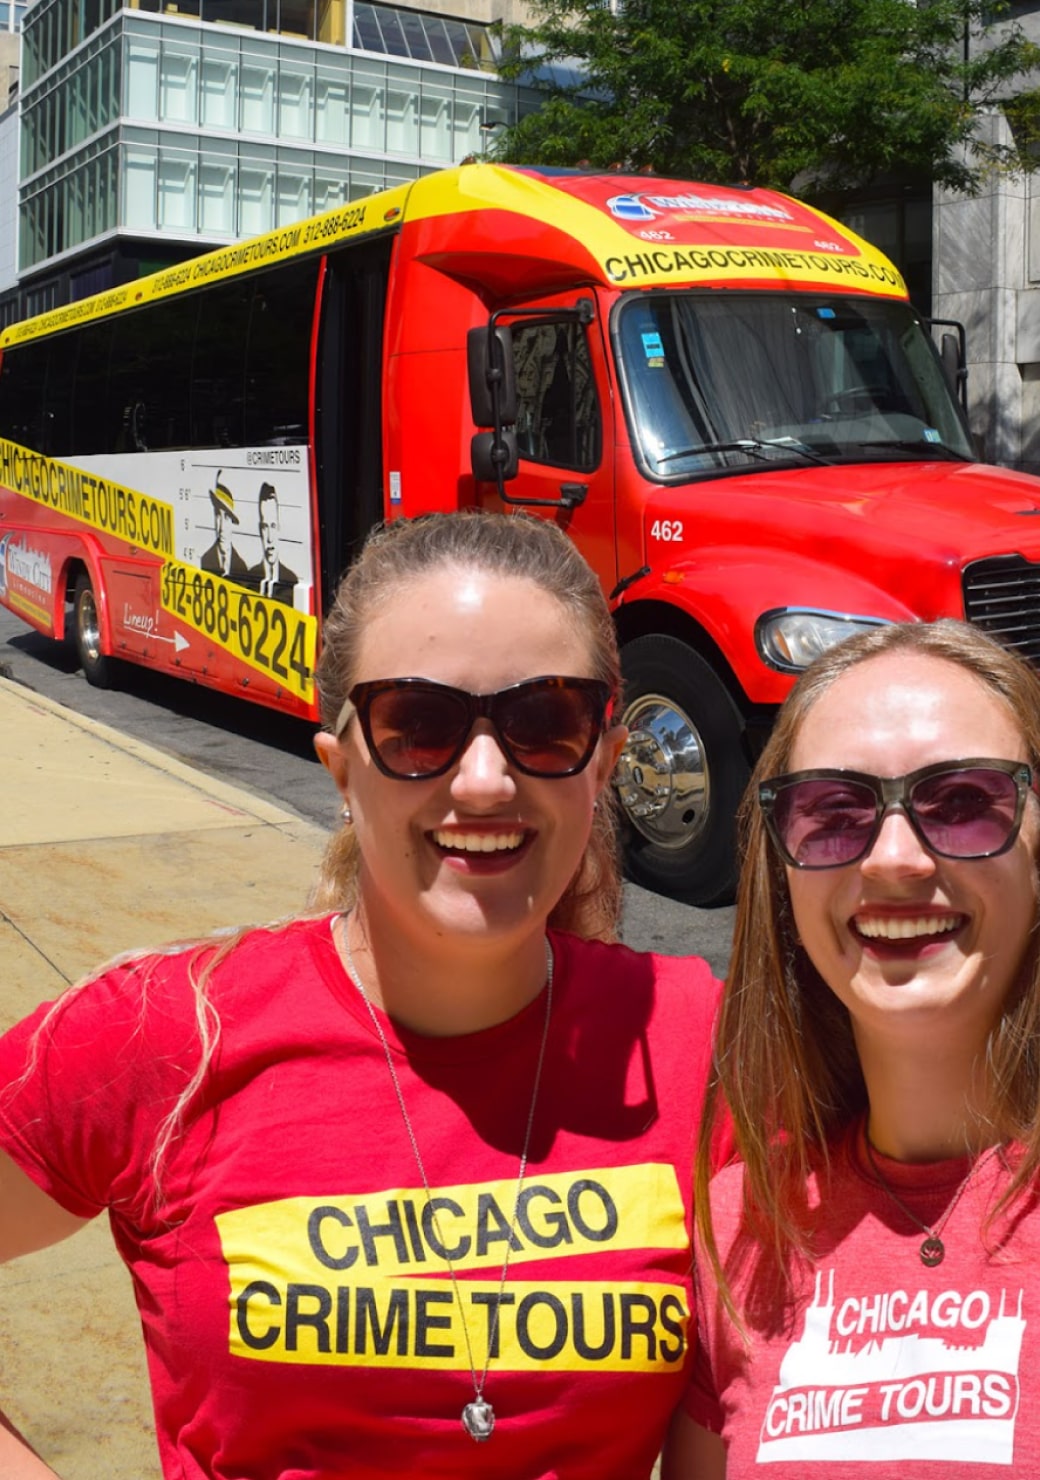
[
  {"left": 920, "top": 1235, "right": 945, "bottom": 1267},
  {"left": 462, "top": 1399, "right": 495, "bottom": 1441}
]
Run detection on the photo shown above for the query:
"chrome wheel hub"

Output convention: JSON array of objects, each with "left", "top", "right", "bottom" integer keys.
[
  {"left": 614, "top": 693, "right": 708, "bottom": 848},
  {"left": 79, "top": 589, "right": 101, "bottom": 664}
]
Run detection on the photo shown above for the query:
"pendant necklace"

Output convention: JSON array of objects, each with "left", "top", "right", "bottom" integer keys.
[
  {"left": 341, "top": 918, "right": 554, "bottom": 1443},
  {"left": 863, "top": 1133, "right": 1000, "bottom": 1268}
]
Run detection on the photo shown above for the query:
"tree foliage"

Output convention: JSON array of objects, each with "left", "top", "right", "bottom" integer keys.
[{"left": 493, "top": 0, "right": 1040, "bottom": 194}]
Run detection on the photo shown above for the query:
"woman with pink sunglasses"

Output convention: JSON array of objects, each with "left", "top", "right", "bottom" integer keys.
[
  {"left": 0, "top": 511, "right": 722, "bottom": 1479},
  {"left": 666, "top": 619, "right": 1040, "bottom": 1477}
]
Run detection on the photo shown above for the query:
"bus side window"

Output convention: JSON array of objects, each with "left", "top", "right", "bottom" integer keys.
[
  {"left": 71, "top": 321, "right": 115, "bottom": 456},
  {"left": 43, "top": 331, "right": 77, "bottom": 455},
  {"left": 110, "top": 296, "right": 194, "bottom": 451},
  {"left": 192, "top": 278, "right": 250, "bottom": 449},
  {"left": 512, "top": 320, "right": 601, "bottom": 471},
  {"left": 244, "top": 258, "right": 319, "bottom": 445},
  {"left": 0, "top": 340, "right": 48, "bottom": 450}
]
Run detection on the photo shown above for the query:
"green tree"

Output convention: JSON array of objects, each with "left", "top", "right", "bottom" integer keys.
[{"left": 494, "top": 0, "right": 1040, "bottom": 193}]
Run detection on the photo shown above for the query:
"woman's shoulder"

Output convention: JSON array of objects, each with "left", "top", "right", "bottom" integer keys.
[
  {"left": 16, "top": 914, "right": 335, "bottom": 1039},
  {"left": 550, "top": 929, "right": 722, "bottom": 1023},
  {"left": 552, "top": 927, "right": 718, "bottom": 979}
]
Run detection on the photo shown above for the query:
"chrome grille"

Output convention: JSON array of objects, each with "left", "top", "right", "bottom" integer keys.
[{"left": 962, "top": 556, "right": 1040, "bottom": 665}]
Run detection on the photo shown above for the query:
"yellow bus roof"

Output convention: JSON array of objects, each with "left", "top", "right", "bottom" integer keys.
[{"left": 0, "top": 164, "right": 905, "bottom": 351}]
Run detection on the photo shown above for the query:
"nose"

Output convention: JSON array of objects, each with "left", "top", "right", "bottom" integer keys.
[
  {"left": 860, "top": 803, "right": 937, "bottom": 878},
  {"left": 449, "top": 721, "right": 518, "bottom": 807}
]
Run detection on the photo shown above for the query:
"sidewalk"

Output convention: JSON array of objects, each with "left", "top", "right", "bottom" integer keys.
[{"left": 0, "top": 676, "right": 330, "bottom": 1479}]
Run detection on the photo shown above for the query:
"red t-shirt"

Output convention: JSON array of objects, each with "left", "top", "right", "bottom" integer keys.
[
  {"left": 0, "top": 919, "right": 721, "bottom": 1479},
  {"left": 689, "top": 1123, "right": 1040, "bottom": 1474}
]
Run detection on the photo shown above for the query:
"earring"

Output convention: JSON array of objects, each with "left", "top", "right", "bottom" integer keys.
[{"left": 341, "top": 803, "right": 353, "bottom": 824}]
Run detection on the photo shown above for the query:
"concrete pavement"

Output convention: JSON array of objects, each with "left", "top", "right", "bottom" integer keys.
[{"left": 0, "top": 675, "right": 330, "bottom": 1479}]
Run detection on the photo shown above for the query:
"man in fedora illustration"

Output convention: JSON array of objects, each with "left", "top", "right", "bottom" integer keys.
[{"left": 200, "top": 472, "right": 248, "bottom": 580}]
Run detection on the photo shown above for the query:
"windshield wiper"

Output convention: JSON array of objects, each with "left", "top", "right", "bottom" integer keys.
[{"left": 656, "top": 436, "right": 833, "bottom": 468}]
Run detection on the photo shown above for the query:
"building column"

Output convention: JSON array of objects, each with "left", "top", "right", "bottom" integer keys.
[{"left": 931, "top": 109, "right": 1030, "bottom": 470}]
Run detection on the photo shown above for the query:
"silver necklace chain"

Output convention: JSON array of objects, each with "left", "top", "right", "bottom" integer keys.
[
  {"left": 863, "top": 1135, "right": 1000, "bottom": 1268},
  {"left": 341, "top": 917, "right": 554, "bottom": 1442}
]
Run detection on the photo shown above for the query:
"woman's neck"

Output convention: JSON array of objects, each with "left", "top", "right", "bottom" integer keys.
[
  {"left": 857, "top": 1030, "right": 999, "bottom": 1162},
  {"left": 337, "top": 910, "right": 552, "bottom": 1037}
]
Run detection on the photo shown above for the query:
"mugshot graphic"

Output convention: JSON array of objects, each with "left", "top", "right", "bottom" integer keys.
[
  {"left": 200, "top": 473, "right": 248, "bottom": 581},
  {"left": 246, "top": 482, "right": 298, "bottom": 605}
]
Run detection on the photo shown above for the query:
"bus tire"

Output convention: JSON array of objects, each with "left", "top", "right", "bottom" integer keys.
[
  {"left": 615, "top": 634, "right": 748, "bottom": 906},
  {"left": 72, "top": 573, "right": 116, "bottom": 689}
]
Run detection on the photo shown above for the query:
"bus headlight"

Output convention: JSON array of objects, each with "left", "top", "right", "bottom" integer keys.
[{"left": 756, "top": 609, "right": 891, "bottom": 673}]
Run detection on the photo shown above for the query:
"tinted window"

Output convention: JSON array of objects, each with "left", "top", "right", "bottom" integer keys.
[
  {"left": 109, "top": 297, "right": 195, "bottom": 452},
  {"left": 192, "top": 276, "right": 251, "bottom": 448},
  {"left": 0, "top": 339, "right": 48, "bottom": 448},
  {"left": 244, "top": 258, "right": 318, "bottom": 444},
  {"left": 0, "top": 256, "right": 318, "bottom": 460},
  {"left": 512, "top": 320, "right": 601, "bottom": 471},
  {"left": 70, "top": 321, "right": 114, "bottom": 455}
]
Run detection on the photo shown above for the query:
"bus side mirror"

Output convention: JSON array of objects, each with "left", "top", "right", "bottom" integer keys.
[
  {"left": 467, "top": 324, "right": 517, "bottom": 427},
  {"left": 471, "top": 429, "right": 518, "bottom": 483},
  {"left": 940, "top": 332, "right": 962, "bottom": 390},
  {"left": 927, "top": 317, "right": 968, "bottom": 411}
]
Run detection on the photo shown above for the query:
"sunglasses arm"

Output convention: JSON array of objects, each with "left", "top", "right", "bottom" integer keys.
[{"left": 333, "top": 696, "right": 356, "bottom": 740}]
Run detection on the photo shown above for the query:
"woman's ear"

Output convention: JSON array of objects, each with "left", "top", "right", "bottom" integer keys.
[
  {"left": 595, "top": 723, "right": 629, "bottom": 791},
  {"left": 314, "top": 731, "right": 351, "bottom": 801}
]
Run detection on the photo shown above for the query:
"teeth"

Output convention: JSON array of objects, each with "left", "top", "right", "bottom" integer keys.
[
  {"left": 856, "top": 915, "right": 962, "bottom": 940},
  {"left": 433, "top": 830, "right": 524, "bottom": 853}
]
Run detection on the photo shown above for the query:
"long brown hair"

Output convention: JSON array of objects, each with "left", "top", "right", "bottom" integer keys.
[
  {"left": 696, "top": 619, "right": 1040, "bottom": 1299},
  {"left": 310, "top": 509, "right": 624, "bottom": 940}
]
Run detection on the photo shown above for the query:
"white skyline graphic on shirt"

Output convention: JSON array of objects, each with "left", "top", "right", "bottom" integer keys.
[{"left": 757, "top": 1269, "right": 1026, "bottom": 1464}]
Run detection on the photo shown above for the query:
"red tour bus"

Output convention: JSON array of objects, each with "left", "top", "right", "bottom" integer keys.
[{"left": 0, "top": 162, "right": 1033, "bottom": 904}]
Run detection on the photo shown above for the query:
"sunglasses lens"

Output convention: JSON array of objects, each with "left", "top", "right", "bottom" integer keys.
[
  {"left": 910, "top": 767, "right": 1021, "bottom": 858},
  {"left": 772, "top": 778, "right": 880, "bottom": 867},
  {"left": 497, "top": 682, "right": 603, "bottom": 775},
  {"left": 365, "top": 688, "right": 469, "bottom": 777}
]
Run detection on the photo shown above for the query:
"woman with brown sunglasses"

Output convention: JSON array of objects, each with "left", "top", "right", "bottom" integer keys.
[
  {"left": 665, "top": 619, "right": 1040, "bottom": 1478},
  {"left": 0, "top": 511, "right": 723, "bottom": 1479}
]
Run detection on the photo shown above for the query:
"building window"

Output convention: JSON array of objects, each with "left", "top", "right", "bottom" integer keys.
[
  {"left": 239, "top": 155, "right": 274, "bottom": 234},
  {"left": 277, "top": 60, "right": 313, "bottom": 138},
  {"left": 200, "top": 48, "right": 238, "bottom": 128},
  {"left": 352, "top": 3, "right": 498, "bottom": 72},
  {"left": 124, "top": 141, "right": 157, "bottom": 229},
  {"left": 315, "top": 60, "right": 349, "bottom": 143},
  {"left": 160, "top": 44, "right": 199, "bottom": 123},
  {"left": 158, "top": 149, "right": 197, "bottom": 229},
  {"left": 241, "top": 53, "right": 276, "bottom": 132},
  {"left": 199, "top": 150, "right": 235, "bottom": 231}
]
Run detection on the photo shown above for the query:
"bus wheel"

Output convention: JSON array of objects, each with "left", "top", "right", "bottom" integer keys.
[
  {"left": 615, "top": 635, "right": 748, "bottom": 906},
  {"left": 72, "top": 574, "right": 115, "bottom": 688}
]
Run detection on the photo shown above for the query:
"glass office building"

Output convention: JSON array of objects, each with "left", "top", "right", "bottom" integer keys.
[{"left": 13, "top": 0, "right": 532, "bottom": 316}]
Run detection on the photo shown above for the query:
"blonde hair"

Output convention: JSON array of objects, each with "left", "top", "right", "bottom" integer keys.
[
  {"left": 696, "top": 619, "right": 1040, "bottom": 1307},
  {"left": 17, "top": 513, "right": 625, "bottom": 1213},
  {"left": 311, "top": 509, "right": 624, "bottom": 940}
]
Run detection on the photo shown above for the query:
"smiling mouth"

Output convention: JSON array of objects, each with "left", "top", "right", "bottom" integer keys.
[
  {"left": 854, "top": 914, "right": 964, "bottom": 941},
  {"left": 431, "top": 829, "right": 526, "bottom": 854}
]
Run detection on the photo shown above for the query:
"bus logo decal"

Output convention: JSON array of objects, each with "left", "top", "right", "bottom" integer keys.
[
  {"left": 0, "top": 439, "right": 174, "bottom": 559},
  {"left": 607, "top": 194, "right": 659, "bottom": 222}
]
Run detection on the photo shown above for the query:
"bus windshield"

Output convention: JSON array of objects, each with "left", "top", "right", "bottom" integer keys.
[{"left": 613, "top": 291, "right": 975, "bottom": 479}]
